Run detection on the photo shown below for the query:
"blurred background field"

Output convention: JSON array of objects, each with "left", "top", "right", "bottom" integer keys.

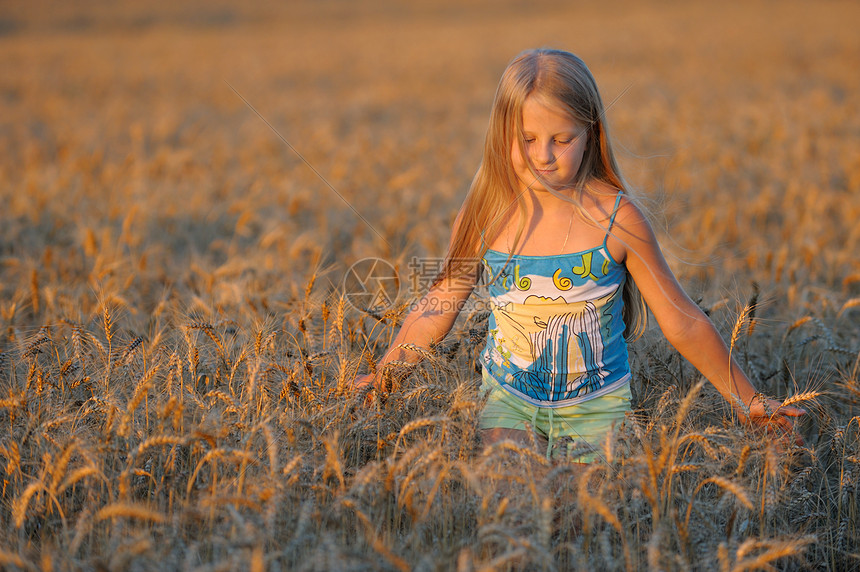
[{"left": 1, "top": 1, "right": 859, "bottom": 570}]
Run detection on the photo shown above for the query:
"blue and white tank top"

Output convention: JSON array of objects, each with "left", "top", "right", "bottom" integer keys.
[{"left": 480, "top": 193, "right": 631, "bottom": 408}]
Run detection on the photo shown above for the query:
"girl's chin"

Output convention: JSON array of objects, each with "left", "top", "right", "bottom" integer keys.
[
  {"left": 519, "top": 179, "right": 572, "bottom": 192},
  {"left": 515, "top": 172, "right": 575, "bottom": 192}
]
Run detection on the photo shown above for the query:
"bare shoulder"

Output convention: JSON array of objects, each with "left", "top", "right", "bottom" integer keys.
[
  {"left": 582, "top": 180, "right": 626, "bottom": 220},
  {"left": 602, "top": 189, "right": 657, "bottom": 262},
  {"left": 580, "top": 182, "right": 647, "bottom": 228},
  {"left": 613, "top": 193, "right": 650, "bottom": 229}
]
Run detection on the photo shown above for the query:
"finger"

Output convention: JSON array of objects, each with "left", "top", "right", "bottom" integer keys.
[
  {"left": 762, "top": 419, "right": 789, "bottom": 435},
  {"left": 775, "top": 417, "right": 794, "bottom": 434},
  {"left": 775, "top": 405, "right": 806, "bottom": 417},
  {"left": 754, "top": 412, "right": 791, "bottom": 433},
  {"left": 772, "top": 416, "right": 805, "bottom": 446},
  {"left": 768, "top": 410, "right": 794, "bottom": 430},
  {"left": 353, "top": 375, "right": 373, "bottom": 390},
  {"left": 773, "top": 422, "right": 804, "bottom": 446}
]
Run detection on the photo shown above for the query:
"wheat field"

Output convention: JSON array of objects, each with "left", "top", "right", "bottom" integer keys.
[{"left": 1, "top": 0, "right": 859, "bottom": 570}]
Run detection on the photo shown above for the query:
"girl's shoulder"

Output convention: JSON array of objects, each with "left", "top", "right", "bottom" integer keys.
[
  {"left": 582, "top": 180, "right": 645, "bottom": 225},
  {"left": 585, "top": 181, "right": 654, "bottom": 263},
  {"left": 582, "top": 180, "right": 629, "bottom": 222},
  {"left": 612, "top": 193, "right": 650, "bottom": 233}
]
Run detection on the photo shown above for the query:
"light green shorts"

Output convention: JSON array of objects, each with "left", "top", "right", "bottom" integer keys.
[{"left": 479, "top": 368, "right": 631, "bottom": 462}]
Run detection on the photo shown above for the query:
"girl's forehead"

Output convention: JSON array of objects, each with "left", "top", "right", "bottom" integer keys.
[
  {"left": 521, "top": 94, "right": 581, "bottom": 127},
  {"left": 524, "top": 91, "right": 558, "bottom": 107}
]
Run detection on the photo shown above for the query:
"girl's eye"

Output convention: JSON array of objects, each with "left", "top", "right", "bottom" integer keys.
[{"left": 522, "top": 137, "right": 574, "bottom": 144}]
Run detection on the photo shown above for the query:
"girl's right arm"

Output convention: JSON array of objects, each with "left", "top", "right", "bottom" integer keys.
[
  {"left": 354, "top": 211, "right": 480, "bottom": 390},
  {"left": 354, "top": 269, "right": 478, "bottom": 390}
]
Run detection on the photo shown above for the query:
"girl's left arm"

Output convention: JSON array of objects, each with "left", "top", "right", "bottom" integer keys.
[{"left": 611, "top": 199, "right": 805, "bottom": 437}]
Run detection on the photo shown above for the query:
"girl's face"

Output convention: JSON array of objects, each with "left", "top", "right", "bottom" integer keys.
[{"left": 511, "top": 95, "right": 587, "bottom": 194}]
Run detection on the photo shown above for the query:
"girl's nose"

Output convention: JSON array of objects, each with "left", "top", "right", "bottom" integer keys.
[{"left": 531, "top": 141, "right": 554, "bottom": 166}]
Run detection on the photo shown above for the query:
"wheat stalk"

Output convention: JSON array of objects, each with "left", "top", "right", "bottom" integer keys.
[
  {"left": 0, "top": 546, "right": 36, "bottom": 571},
  {"left": 685, "top": 475, "right": 752, "bottom": 530},
  {"left": 95, "top": 502, "right": 165, "bottom": 524},
  {"left": 778, "top": 390, "right": 820, "bottom": 409},
  {"left": 186, "top": 448, "right": 257, "bottom": 496},
  {"left": 259, "top": 422, "right": 278, "bottom": 479},
  {"left": 47, "top": 441, "right": 78, "bottom": 496},
  {"left": 730, "top": 535, "right": 815, "bottom": 572},
  {"left": 57, "top": 466, "right": 101, "bottom": 495},
  {"left": 480, "top": 439, "right": 551, "bottom": 468},
  {"left": 341, "top": 498, "right": 410, "bottom": 572},
  {"left": 836, "top": 298, "right": 860, "bottom": 320},
  {"left": 392, "top": 416, "right": 447, "bottom": 457},
  {"left": 13, "top": 481, "right": 46, "bottom": 528},
  {"left": 118, "top": 363, "right": 161, "bottom": 438}
]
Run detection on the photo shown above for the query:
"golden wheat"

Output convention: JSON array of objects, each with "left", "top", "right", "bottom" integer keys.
[
  {"left": 0, "top": 0, "right": 857, "bottom": 568},
  {"left": 94, "top": 502, "right": 165, "bottom": 524}
]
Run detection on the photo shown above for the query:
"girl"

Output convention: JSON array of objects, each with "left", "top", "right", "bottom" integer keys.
[{"left": 354, "top": 48, "right": 804, "bottom": 460}]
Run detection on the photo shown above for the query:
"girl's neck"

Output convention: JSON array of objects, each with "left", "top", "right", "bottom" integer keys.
[
  {"left": 520, "top": 185, "right": 581, "bottom": 214},
  {"left": 490, "top": 181, "right": 617, "bottom": 257}
]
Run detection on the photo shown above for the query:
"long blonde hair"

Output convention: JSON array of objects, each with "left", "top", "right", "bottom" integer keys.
[{"left": 441, "top": 48, "right": 647, "bottom": 339}]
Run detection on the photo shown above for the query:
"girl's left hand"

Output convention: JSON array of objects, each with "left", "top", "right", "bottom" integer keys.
[
  {"left": 745, "top": 398, "right": 806, "bottom": 446},
  {"left": 353, "top": 374, "right": 375, "bottom": 391}
]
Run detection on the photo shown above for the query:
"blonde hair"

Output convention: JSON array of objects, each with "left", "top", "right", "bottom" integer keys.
[{"left": 441, "top": 48, "right": 647, "bottom": 339}]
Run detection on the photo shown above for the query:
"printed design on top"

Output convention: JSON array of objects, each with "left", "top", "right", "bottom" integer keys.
[{"left": 481, "top": 244, "right": 627, "bottom": 405}]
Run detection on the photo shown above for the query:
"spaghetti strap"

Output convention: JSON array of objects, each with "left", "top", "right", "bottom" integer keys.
[
  {"left": 607, "top": 191, "right": 624, "bottom": 230},
  {"left": 602, "top": 191, "right": 624, "bottom": 247}
]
